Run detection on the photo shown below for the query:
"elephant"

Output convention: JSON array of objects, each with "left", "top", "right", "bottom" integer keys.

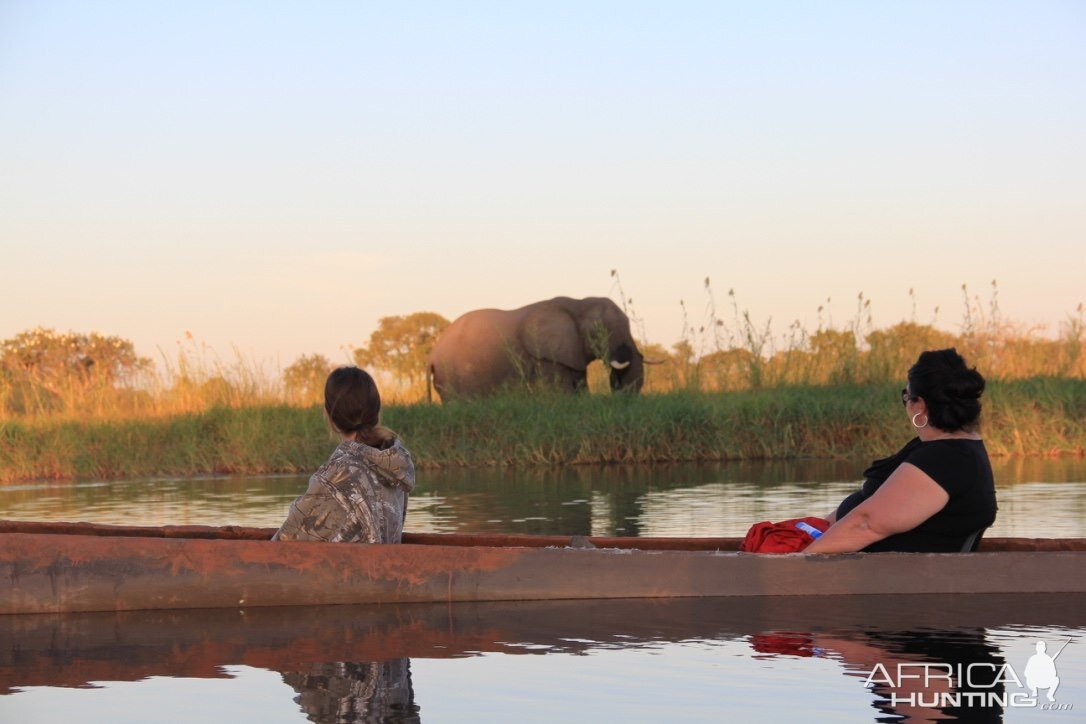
[{"left": 427, "top": 297, "right": 652, "bottom": 400}]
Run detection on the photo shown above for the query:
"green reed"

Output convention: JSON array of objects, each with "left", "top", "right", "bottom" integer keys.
[{"left": 3, "top": 379, "right": 1083, "bottom": 482}]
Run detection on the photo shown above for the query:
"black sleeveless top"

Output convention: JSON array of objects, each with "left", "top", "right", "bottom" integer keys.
[{"left": 835, "top": 437, "right": 997, "bottom": 552}]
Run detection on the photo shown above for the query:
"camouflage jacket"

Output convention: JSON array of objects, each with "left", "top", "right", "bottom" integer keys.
[{"left": 273, "top": 438, "right": 416, "bottom": 543}]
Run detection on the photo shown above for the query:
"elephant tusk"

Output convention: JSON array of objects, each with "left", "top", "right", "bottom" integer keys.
[
  {"left": 610, "top": 360, "right": 631, "bottom": 370},
  {"left": 642, "top": 358, "right": 666, "bottom": 365}
]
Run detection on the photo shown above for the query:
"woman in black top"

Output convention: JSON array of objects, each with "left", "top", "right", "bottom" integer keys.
[{"left": 805, "top": 348, "right": 997, "bottom": 554}]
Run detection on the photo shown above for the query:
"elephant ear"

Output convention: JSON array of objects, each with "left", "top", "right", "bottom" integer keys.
[{"left": 517, "top": 306, "right": 588, "bottom": 370}]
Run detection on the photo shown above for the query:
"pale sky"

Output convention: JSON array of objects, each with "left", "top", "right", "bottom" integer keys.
[{"left": 2, "top": 1, "right": 1083, "bottom": 368}]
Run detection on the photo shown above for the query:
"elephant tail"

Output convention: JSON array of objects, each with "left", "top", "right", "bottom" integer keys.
[{"left": 426, "top": 363, "right": 434, "bottom": 404}]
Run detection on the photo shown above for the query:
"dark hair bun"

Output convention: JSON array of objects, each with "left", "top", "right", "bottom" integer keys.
[
  {"left": 945, "top": 367, "right": 985, "bottom": 401},
  {"left": 908, "top": 348, "right": 985, "bottom": 432}
]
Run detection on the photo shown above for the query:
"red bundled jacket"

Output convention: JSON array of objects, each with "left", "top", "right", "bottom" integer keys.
[
  {"left": 750, "top": 632, "right": 819, "bottom": 658},
  {"left": 739, "top": 517, "right": 830, "bottom": 553}
]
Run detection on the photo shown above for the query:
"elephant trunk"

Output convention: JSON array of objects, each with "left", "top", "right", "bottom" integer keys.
[{"left": 608, "top": 344, "right": 644, "bottom": 393}]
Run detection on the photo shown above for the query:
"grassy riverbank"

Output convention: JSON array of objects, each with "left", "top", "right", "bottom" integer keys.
[{"left": 3, "top": 378, "right": 1084, "bottom": 482}]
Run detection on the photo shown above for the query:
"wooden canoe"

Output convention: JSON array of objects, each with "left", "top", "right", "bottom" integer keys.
[{"left": 1, "top": 520, "right": 1084, "bottom": 614}]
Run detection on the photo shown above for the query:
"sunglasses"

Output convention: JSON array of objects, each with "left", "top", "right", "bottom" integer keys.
[{"left": 901, "top": 387, "right": 916, "bottom": 406}]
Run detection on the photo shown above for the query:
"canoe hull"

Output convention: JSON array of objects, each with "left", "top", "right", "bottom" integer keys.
[{"left": 3, "top": 530, "right": 1085, "bottom": 614}]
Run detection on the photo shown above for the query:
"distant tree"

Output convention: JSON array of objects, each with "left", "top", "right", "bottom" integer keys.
[
  {"left": 283, "top": 353, "right": 335, "bottom": 406},
  {"left": 637, "top": 342, "right": 671, "bottom": 389},
  {"left": 669, "top": 340, "right": 698, "bottom": 390},
  {"left": 865, "top": 323, "right": 957, "bottom": 383},
  {"left": 807, "top": 328, "right": 859, "bottom": 384},
  {"left": 700, "top": 348, "right": 757, "bottom": 390},
  {"left": 639, "top": 342, "right": 671, "bottom": 364},
  {"left": 353, "top": 312, "right": 450, "bottom": 387},
  {"left": 0, "top": 327, "right": 151, "bottom": 414},
  {"left": 0, "top": 327, "right": 150, "bottom": 386}
]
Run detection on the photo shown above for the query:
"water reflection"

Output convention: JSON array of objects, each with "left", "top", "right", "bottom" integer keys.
[
  {"left": 819, "top": 630, "right": 1006, "bottom": 721},
  {"left": 2, "top": 595, "right": 1083, "bottom": 722},
  {"left": 282, "top": 660, "right": 418, "bottom": 723},
  {"left": 2, "top": 457, "right": 1085, "bottom": 539}
]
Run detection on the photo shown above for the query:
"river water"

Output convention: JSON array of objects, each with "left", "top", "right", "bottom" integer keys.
[{"left": 2, "top": 456, "right": 1085, "bottom": 722}]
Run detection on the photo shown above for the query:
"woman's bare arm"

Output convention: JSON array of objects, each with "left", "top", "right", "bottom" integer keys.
[{"left": 804, "top": 463, "right": 949, "bottom": 554}]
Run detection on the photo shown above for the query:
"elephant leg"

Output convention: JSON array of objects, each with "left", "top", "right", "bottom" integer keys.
[{"left": 535, "top": 360, "right": 586, "bottom": 392}]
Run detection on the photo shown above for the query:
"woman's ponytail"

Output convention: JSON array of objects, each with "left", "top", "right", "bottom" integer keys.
[{"left": 324, "top": 367, "right": 398, "bottom": 449}]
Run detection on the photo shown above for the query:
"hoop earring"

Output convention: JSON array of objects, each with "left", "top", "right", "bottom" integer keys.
[{"left": 912, "top": 412, "right": 928, "bottom": 430}]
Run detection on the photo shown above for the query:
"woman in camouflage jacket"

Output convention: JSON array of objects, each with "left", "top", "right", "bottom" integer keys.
[{"left": 274, "top": 367, "right": 415, "bottom": 543}]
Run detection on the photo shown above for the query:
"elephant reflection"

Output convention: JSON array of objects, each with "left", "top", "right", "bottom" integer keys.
[
  {"left": 427, "top": 297, "right": 657, "bottom": 400},
  {"left": 281, "top": 658, "right": 419, "bottom": 723}
]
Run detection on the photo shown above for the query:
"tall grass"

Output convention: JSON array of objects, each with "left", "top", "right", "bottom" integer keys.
[
  {"left": 2, "top": 285, "right": 1083, "bottom": 418},
  {"left": 622, "top": 281, "right": 1086, "bottom": 394},
  {"left": 3, "top": 379, "right": 1083, "bottom": 482},
  {"left": 2, "top": 285, "right": 1084, "bottom": 481},
  {"left": 0, "top": 406, "right": 331, "bottom": 481}
]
